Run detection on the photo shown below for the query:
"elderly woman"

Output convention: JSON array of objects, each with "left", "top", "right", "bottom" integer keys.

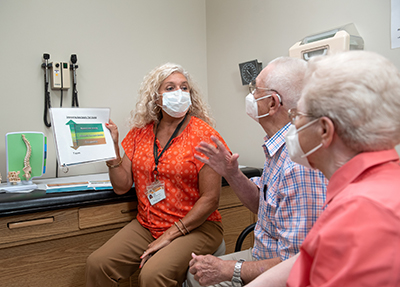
[
  {"left": 246, "top": 50, "right": 400, "bottom": 286},
  {"left": 86, "top": 63, "right": 228, "bottom": 287}
]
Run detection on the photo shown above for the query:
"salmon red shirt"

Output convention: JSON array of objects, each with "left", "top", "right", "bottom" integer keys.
[{"left": 287, "top": 149, "right": 400, "bottom": 286}]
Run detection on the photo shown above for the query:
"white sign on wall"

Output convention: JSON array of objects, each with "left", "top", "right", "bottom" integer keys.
[{"left": 392, "top": 0, "right": 400, "bottom": 49}]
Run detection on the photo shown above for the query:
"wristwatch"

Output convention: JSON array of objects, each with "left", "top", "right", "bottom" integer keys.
[{"left": 231, "top": 258, "right": 245, "bottom": 287}]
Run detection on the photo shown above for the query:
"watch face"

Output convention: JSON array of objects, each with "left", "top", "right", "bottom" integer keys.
[{"left": 239, "top": 60, "right": 262, "bottom": 85}]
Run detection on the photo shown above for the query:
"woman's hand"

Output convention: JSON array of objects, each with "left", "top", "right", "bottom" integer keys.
[
  {"left": 105, "top": 119, "right": 133, "bottom": 195},
  {"left": 105, "top": 119, "right": 119, "bottom": 145},
  {"left": 139, "top": 229, "right": 174, "bottom": 268}
]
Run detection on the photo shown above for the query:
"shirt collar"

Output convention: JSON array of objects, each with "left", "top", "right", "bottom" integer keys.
[
  {"left": 324, "top": 149, "right": 400, "bottom": 207},
  {"left": 263, "top": 122, "right": 291, "bottom": 157}
]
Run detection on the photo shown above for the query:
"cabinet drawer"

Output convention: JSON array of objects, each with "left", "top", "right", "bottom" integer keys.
[
  {"left": 79, "top": 201, "right": 137, "bottom": 229},
  {"left": 0, "top": 209, "right": 79, "bottom": 245}
]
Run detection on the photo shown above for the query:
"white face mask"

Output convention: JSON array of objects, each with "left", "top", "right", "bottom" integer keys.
[
  {"left": 160, "top": 89, "right": 191, "bottom": 118},
  {"left": 245, "top": 93, "right": 273, "bottom": 122},
  {"left": 285, "top": 119, "right": 323, "bottom": 169}
]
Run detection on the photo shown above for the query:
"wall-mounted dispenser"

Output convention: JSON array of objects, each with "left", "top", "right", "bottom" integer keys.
[{"left": 289, "top": 23, "right": 364, "bottom": 61}]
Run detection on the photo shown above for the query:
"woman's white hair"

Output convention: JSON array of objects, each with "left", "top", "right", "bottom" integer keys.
[
  {"left": 263, "top": 56, "right": 307, "bottom": 109},
  {"left": 129, "top": 63, "right": 214, "bottom": 128},
  {"left": 302, "top": 50, "right": 400, "bottom": 152}
]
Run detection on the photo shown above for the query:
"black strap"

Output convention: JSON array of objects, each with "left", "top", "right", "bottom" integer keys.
[{"left": 153, "top": 113, "right": 188, "bottom": 177}]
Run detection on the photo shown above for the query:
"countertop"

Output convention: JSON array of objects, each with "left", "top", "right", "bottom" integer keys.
[{"left": 0, "top": 167, "right": 261, "bottom": 217}]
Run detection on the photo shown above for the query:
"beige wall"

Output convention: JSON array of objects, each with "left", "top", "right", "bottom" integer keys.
[
  {"left": 1, "top": 0, "right": 399, "bottom": 180},
  {"left": 0, "top": 0, "right": 208, "bottom": 178},
  {"left": 206, "top": 0, "right": 400, "bottom": 168}
]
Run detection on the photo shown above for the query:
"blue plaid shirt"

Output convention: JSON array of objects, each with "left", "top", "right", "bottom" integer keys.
[{"left": 251, "top": 123, "right": 327, "bottom": 261}]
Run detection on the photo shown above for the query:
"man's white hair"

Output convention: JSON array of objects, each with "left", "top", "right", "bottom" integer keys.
[{"left": 264, "top": 56, "right": 307, "bottom": 109}]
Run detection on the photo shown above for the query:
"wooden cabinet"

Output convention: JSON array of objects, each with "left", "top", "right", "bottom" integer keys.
[
  {"left": 0, "top": 202, "right": 137, "bottom": 287},
  {"left": 78, "top": 201, "right": 138, "bottom": 229},
  {"left": 0, "top": 186, "right": 256, "bottom": 287},
  {"left": 0, "top": 209, "right": 78, "bottom": 247},
  {"left": 219, "top": 186, "right": 256, "bottom": 254}
]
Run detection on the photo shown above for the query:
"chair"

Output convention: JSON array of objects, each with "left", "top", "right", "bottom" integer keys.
[
  {"left": 214, "top": 238, "right": 226, "bottom": 256},
  {"left": 234, "top": 222, "right": 256, "bottom": 252}
]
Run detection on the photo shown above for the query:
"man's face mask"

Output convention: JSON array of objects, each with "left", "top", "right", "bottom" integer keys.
[
  {"left": 159, "top": 89, "right": 191, "bottom": 118},
  {"left": 245, "top": 93, "right": 274, "bottom": 122}
]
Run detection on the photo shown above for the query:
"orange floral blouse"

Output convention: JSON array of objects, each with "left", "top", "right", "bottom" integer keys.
[{"left": 121, "top": 116, "right": 229, "bottom": 239}]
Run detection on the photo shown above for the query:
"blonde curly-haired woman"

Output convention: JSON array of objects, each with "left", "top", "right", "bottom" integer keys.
[{"left": 86, "top": 63, "right": 228, "bottom": 287}]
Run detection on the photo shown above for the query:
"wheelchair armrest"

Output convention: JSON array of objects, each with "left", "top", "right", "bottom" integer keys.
[{"left": 234, "top": 222, "right": 256, "bottom": 252}]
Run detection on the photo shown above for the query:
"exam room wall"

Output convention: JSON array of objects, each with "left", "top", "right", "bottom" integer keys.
[
  {"left": 1, "top": 0, "right": 400, "bottom": 182},
  {"left": 205, "top": 0, "right": 400, "bottom": 169},
  {"left": 0, "top": 0, "right": 208, "bottom": 179}
]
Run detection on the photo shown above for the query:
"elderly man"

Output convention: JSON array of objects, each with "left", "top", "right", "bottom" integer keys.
[
  {"left": 187, "top": 57, "right": 328, "bottom": 287},
  {"left": 246, "top": 51, "right": 400, "bottom": 287}
]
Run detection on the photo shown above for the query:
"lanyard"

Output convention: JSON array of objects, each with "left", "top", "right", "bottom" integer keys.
[{"left": 153, "top": 113, "right": 188, "bottom": 178}]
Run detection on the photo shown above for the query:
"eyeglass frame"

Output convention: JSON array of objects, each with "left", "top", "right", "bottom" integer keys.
[
  {"left": 288, "top": 108, "right": 315, "bottom": 125},
  {"left": 249, "top": 80, "right": 282, "bottom": 105}
]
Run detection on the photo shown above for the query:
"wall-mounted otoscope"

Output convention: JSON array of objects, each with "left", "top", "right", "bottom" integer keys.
[
  {"left": 70, "top": 54, "right": 79, "bottom": 107},
  {"left": 41, "top": 53, "right": 81, "bottom": 128},
  {"left": 41, "top": 53, "right": 52, "bottom": 127}
]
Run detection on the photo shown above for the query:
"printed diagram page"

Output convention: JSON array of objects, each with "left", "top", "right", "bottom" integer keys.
[{"left": 50, "top": 108, "right": 116, "bottom": 167}]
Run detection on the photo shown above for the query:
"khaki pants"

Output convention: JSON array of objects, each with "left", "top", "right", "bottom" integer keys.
[
  {"left": 86, "top": 219, "right": 223, "bottom": 287},
  {"left": 186, "top": 248, "right": 255, "bottom": 287}
]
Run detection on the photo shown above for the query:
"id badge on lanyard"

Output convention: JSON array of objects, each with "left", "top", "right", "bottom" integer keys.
[
  {"left": 148, "top": 113, "right": 187, "bottom": 206},
  {"left": 146, "top": 180, "right": 166, "bottom": 205}
]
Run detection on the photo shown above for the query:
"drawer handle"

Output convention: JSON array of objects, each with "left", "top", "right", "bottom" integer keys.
[
  {"left": 120, "top": 209, "right": 136, "bottom": 214},
  {"left": 8, "top": 217, "right": 54, "bottom": 229}
]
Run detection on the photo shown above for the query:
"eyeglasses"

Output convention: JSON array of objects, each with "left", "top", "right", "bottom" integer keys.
[
  {"left": 249, "top": 80, "right": 282, "bottom": 104},
  {"left": 288, "top": 108, "right": 314, "bottom": 124}
]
